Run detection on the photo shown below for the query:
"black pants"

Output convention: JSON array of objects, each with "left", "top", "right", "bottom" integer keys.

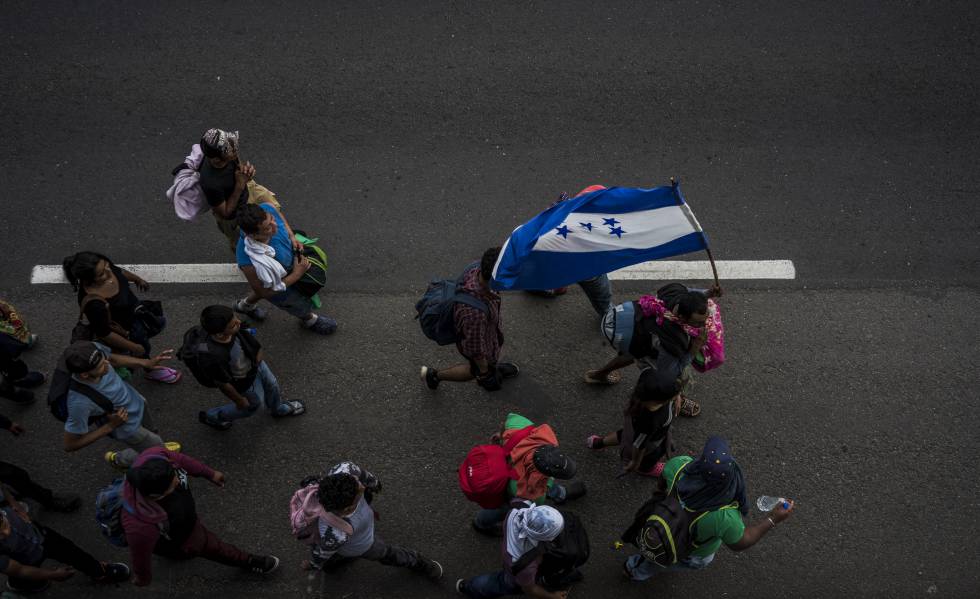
[
  {"left": 321, "top": 537, "right": 426, "bottom": 572},
  {"left": 0, "top": 461, "right": 54, "bottom": 508},
  {"left": 7, "top": 526, "right": 105, "bottom": 589}
]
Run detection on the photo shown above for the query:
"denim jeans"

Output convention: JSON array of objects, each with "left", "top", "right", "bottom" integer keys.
[
  {"left": 625, "top": 551, "right": 715, "bottom": 581},
  {"left": 268, "top": 287, "right": 315, "bottom": 319},
  {"left": 473, "top": 484, "right": 567, "bottom": 532},
  {"left": 577, "top": 274, "right": 612, "bottom": 316},
  {"left": 206, "top": 362, "right": 286, "bottom": 422},
  {"left": 459, "top": 569, "right": 522, "bottom": 598}
]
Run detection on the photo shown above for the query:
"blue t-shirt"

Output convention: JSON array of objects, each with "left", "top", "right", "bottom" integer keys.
[
  {"left": 65, "top": 343, "right": 146, "bottom": 440},
  {"left": 235, "top": 203, "right": 293, "bottom": 271}
]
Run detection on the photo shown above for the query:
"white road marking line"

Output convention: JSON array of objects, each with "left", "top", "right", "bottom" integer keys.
[
  {"left": 31, "top": 264, "right": 244, "bottom": 284},
  {"left": 32, "top": 259, "right": 797, "bottom": 284},
  {"left": 609, "top": 260, "right": 796, "bottom": 280}
]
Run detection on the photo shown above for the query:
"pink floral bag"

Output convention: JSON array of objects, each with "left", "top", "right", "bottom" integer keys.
[{"left": 636, "top": 295, "right": 726, "bottom": 372}]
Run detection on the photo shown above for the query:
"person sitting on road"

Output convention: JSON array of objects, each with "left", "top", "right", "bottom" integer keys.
[
  {"left": 0, "top": 300, "right": 44, "bottom": 404},
  {"left": 301, "top": 462, "right": 444, "bottom": 582},
  {"left": 586, "top": 367, "right": 679, "bottom": 478},
  {"left": 472, "top": 412, "right": 586, "bottom": 537},
  {"left": 187, "top": 305, "right": 305, "bottom": 431},
  {"left": 122, "top": 446, "right": 280, "bottom": 587},
  {"left": 61, "top": 341, "right": 179, "bottom": 469},
  {"left": 0, "top": 485, "right": 130, "bottom": 594},
  {"left": 620, "top": 436, "right": 795, "bottom": 582},
  {"left": 62, "top": 251, "right": 180, "bottom": 384},
  {"left": 584, "top": 282, "right": 721, "bottom": 416},
  {"left": 420, "top": 247, "right": 519, "bottom": 392},
  {"left": 233, "top": 204, "right": 337, "bottom": 334}
]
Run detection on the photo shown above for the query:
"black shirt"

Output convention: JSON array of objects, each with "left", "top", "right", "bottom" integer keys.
[
  {"left": 631, "top": 402, "right": 673, "bottom": 445},
  {"left": 154, "top": 470, "right": 197, "bottom": 550},
  {"left": 198, "top": 329, "right": 262, "bottom": 392},
  {"left": 78, "top": 264, "right": 140, "bottom": 335},
  {"left": 628, "top": 284, "right": 700, "bottom": 360},
  {"left": 199, "top": 159, "right": 247, "bottom": 210}
]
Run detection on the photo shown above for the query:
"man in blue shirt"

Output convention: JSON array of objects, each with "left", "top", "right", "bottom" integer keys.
[
  {"left": 232, "top": 203, "right": 337, "bottom": 335},
  {"left": 61, "top": 341, "right": 178, "bottom": 469}
]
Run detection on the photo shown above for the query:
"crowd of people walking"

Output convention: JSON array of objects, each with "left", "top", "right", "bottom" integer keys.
[{"left": 0, "top": 129, "right": 794, "bottom": 596}]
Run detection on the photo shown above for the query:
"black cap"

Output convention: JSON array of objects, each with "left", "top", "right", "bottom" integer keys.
[
  {"left": 533, "top": 446, "right": 577, "bottom": 479},
  {"left": 63, "top": 341, "right": 106, "bottom": 374}
]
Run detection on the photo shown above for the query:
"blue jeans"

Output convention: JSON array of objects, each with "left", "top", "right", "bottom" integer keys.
[
  {"left": 206, "top": 362, "right": 287, "bottom": 422},
  {"left": 578, "top": 274, "right": 612, "bottom": 316},
  {"left": 625, "top": 552, "right": 715, "bottom": 581},
  {"left": 473, "top": 485, "right": 567, "bottom": 532},
  {"left": 459, "top": 569, "right": 522, "bottom": 598}
]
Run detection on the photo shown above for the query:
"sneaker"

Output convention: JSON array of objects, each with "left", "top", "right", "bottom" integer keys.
[
  {"left": 234, "top": 299, "right": 268, "bottom": 321},
  {"left": 420, "top": 366, "right": 440, "bottom": 390},
  {"left": 0, "top": 382, "right": 34, "bottom": 404},
  {"left": 164, "top": 441, "right": 182, "bottom": 453},
  {"left": 586, "top": 435, "right": 604, "bottom": 450},
  {"left": 103, "top": 451, "right": 127, "bottom": 472},
  {"left": 96, "top": 562, "right": 131, "bottom": 584},
  {"left": 419, "top": 558, "right": 443, "bottom": 581},
  {"left": 46, "top": 492, "right": 82, "bottom": 513},
  {"left": 496, "top": 362, "right": 520, "bottom": 379},
  {"left": 198, "top": 411, "right": 233, "bottom": 431},
  {"left": 246, "top": 554, "right": 280, "bottom": 575},
  {"left": 304, "top": 315, "right": 337, "bottom": 335},
  {"left": 456, "top": 579, "right": 468, "bottom": 595},
  {"left": 12, "top": 371, "right": 44, "bottom": 388}
]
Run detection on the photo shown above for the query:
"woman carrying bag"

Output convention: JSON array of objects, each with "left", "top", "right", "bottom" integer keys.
[{"left": 62, "top": 252, "right": 180, "bottom": 384}]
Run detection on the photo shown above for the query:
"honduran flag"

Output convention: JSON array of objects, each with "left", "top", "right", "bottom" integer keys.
[{"left": 490, "top": 182, "right": 709, "bottom": 291}]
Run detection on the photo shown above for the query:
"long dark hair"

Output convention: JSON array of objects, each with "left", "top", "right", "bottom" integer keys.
[
  {"left": 62, "top": 251, "right": 113, "bottom": 292},
  {"left": 625, "top": 368, "right": 679, "bottom": 417}
]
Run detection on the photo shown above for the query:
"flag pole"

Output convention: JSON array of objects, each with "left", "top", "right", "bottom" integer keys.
[{"left": 671, "top": 177, "right": 720, "bottom": 289}]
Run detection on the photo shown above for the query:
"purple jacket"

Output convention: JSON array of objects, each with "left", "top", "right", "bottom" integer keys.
[{"left": 121, "top": 447, "right": 216, "bottom": 584}]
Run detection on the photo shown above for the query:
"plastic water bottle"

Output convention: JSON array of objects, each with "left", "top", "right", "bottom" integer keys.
[
  {"left": 756, "top": 495, "right": 789, "bottom": 512},
  {"left": 245, "top": 328, "right": 257, "bottom": 336}
]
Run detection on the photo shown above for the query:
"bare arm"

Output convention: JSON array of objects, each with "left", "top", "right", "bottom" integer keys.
[
  {"left": 63, "top": 409, "right": 127, "bottom": 452},
  {"left": 108, "top": 350, "right": 174, "bottom": 371},
  {"left": 240, "top": 261, "right": 309, "bottom": 299},
  {"left": 727, "top": 500, "right": 795, "bottom": 552}
]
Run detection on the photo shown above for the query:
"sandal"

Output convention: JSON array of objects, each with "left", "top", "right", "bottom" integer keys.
[
  {"left": 637, "top": 461, "right": 666, "bottom": 478},
  {"left": 586, "top": 435, "right": 605, "bottom": 450},
  {"left": 145, "top": 367, "right": 181, "bottom": 384},
  {"left": 584, "top": 370, "right": 621, "bottom": 385},
  {"left": 679, "top": 395, "right": 701, "bottom": 417},
  {"left": 275, "top": 400, "right": 306, "bottom": 417}
]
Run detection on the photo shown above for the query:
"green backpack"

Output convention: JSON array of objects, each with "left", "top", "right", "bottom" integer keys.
[{"left": 291, "top": 232, "right": 328, "bottom": 298}]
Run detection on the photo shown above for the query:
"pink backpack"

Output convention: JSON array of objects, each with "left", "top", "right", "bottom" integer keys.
[{"left": 289, "top": 483, "right": 353, "bottom": 545}]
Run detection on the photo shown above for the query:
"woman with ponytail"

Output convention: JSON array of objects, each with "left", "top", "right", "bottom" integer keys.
[{"left": 62, "top": 252, "right": 180, "bottom": 384}]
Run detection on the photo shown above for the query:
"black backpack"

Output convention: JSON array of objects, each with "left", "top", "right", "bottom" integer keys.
[
  {"left": 512, "top": 509, "right": 591, "bottom": 591},
  {"left": 176, "top": 326, "right": 218, "bottom": 388},
  {"left": 47, "top": 357, "right": 114, "bottom": 424},
  {"left": 414, "top": 261, "right": 488, "bottom": 346}
]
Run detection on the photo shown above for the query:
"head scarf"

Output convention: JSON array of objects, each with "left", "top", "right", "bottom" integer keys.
[
  {"left": 200, "top": 128, "right": 239, "bottom": 159},
  {"left": 505, "top": 504, "right": 564, "bottom": 560},
  {"left": 675, "top": 436, "right": 748, "bottom": 515}
]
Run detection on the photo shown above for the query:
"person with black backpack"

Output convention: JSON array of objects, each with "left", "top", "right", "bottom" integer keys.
[
  {"left": 181, "top": 305, "right": 305, "bottom": 431},
  {"left": 619, "top": 436, "right": 795, "bottom": 582},
  {"left": 456, "top": 502, "right": 589, "bottom": 599},
  {"left": 419, "top": 247, "right": 519, "bottom": 392},
  {"left": 58, "top": 341, "right": 180, "bottom": 469}
]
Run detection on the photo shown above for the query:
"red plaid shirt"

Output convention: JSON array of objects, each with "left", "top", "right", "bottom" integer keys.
[{"left": 454, "top": 267, "right": 503, "bottom": 362}]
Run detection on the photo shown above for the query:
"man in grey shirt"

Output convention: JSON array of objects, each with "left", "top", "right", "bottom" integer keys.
[{"left": 303, "top": 462, "right": 443, "bottom": 583}]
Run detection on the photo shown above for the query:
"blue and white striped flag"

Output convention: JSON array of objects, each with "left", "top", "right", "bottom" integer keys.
[{"left": 490, "top": 183, "right": 709, "bottom": 291}]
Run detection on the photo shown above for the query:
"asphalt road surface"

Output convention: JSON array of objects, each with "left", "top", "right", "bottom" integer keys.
[{"left": 1, "top": 2, "right": 978, "bottom": 598}]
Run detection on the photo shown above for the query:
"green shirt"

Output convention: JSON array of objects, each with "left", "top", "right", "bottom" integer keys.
[
  {"left": 663, "top": 456, "right": 745, "bottom": 557},
  {"left": 503, "top": 413, "right": 552, "bottom": 503}
]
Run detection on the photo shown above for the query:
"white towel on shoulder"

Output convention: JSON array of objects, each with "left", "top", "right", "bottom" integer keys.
[{"left": 243, "top": 235, "right": 288, "bottom": 291}]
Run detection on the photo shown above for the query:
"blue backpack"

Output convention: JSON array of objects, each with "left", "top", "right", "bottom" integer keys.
[
  {"left": 415, "top": 262, "right": 488, "bottom": 345},
  {"left": 95, "top": 477, "right": 132, "bottom": 547}
]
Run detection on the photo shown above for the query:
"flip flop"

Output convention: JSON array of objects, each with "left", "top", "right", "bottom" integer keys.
[
  {"left": 584, "top": 370, "right": 621, "bottom": 385},
  {"left": 145, "top": 367, "right": 181, "bottom": 384},
  {"left": 275, "top": 400, "right": 306, "bottom": 417}
]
